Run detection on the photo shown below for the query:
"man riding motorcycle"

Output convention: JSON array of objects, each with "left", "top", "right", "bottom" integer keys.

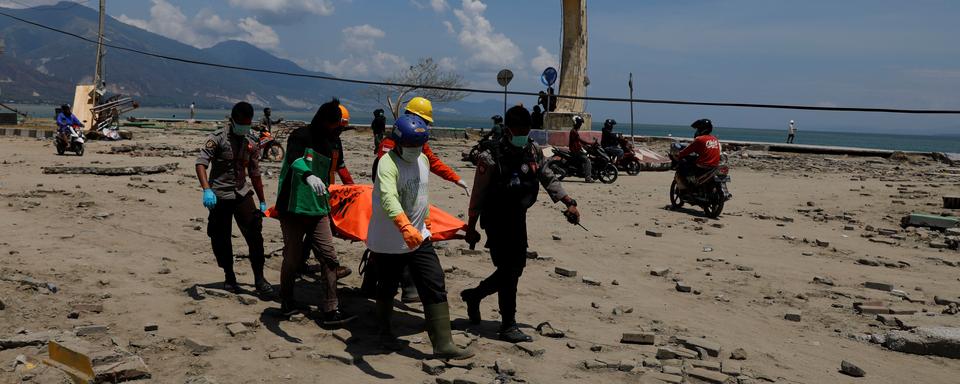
[
  {"left": 674, "top": 119, "right": 721, "bottom": 190},
  {"left": 56, "top": 104, "right": 83, "bottom": 143},
  {"left": 600, "top": 119, "right": 623, "bottom": 161},
  {"left": 568, "top": 115, "right": 594, "bottom": 183}
]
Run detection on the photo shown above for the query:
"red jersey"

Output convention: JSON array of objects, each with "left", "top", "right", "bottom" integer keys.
[
  {"left": 677, "top": 135, "right": 721, "bottom": 168},
  {"left": 375, "top": 138, "right": 461, "bottom": 183},
  {"left": 569, "top": 129, "right": 584, "bottom": 152}
]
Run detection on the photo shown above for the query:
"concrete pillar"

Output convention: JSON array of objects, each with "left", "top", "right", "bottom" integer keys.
[{"left": 545, "top": 0, "right": 591, "bottom": 131}]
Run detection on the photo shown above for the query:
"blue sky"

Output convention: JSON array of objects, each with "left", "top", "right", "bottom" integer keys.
[{"left": 8, "top": 0, "right": 960, "bottom": 134}]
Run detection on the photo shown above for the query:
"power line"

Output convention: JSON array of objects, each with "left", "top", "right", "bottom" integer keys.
[{"left": 1, "top": 10, "right": 959, "bottom": 115}]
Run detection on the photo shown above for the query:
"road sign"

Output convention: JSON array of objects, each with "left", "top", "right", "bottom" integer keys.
[
  {"left": 497, "top": 69, "right": 514, "bottom": 87},
  {"left": 541, "top": 67, "right": 558, "bottom": 87}
]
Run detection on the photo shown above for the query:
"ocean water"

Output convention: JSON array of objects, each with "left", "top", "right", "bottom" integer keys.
[{"left": 9, "top": 103, "right": 957, "bottom": 153}]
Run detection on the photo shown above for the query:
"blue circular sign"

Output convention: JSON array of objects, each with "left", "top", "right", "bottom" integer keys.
[{"left": 541, "top": 67, "right": 558, "bottom": 87}]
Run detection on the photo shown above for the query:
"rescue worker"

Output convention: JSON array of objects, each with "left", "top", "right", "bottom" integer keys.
[
  {"left": 674, "top": 118, "right": 721, "bottom": 190},
  {"left": 195, "top": 102, "right": 272, "bottom": 296},
  {"left": 461, "top": 105, "right": 581, "bottom": 342},
  {"left": 56, "top": 104, "right": 83, "bottom": 145},
  {"left": 275, "top": 98, "right": 354, "bottom": 326},
  {"left": 371, "top": 109, "right": 386, "bottom": 151},
  {"left": 568, "top": 115, "right": 594, "bottom": 183},
  {"left": 368, "top": 114, "right": 474, "bottom": 360},
  {"left": 373, "top": 96, "right": 469, "bottom": 303},
  {"left": 259, "top": 107, "right": 283, "bottom": 133}
]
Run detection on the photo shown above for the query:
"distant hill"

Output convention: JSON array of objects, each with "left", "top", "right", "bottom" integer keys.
[{"left": 0, "top": 2, "right": 360, "bottom": 108}]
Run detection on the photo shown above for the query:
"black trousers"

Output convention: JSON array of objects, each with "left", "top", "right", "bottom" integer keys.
[
  {"left": 470, "top": 244, "right": 526, "bottom": 327},
  {"left": 207, "top": 193, "right": 264, "bottom": 282},
  {"left": 374, "top": 241, "right": 448, "bottom": 305}
]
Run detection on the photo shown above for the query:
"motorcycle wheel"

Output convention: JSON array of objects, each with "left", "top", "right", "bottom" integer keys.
[
  {"left": 702, "top": 185, "right": 725, "bottom": 218},
  {"left": 625, "top": 159, "right": 641, "bottom": 176},
  {"left": 74, "top": 143, "right": 84, "bottom": 157},
  {"left": 548, "top": 160, "right": 567, "bottom": 181},
  {"left": 55, "top": 140, "right": 66, "bottom": 155},
  {"left": 597, "top": 163, "right": 618, "bottom": 184},
  {"left": 669, "top": 180, "right": 684, "bottom": 209},
  {"left": 265, "top": 144, "right": 284, "bottom": 162}
]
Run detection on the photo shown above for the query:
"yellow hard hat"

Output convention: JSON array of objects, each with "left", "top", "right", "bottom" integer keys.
[
  {"left": 338, "top": 104, "right": 350, "bottom": 126},
  {"left": 404, "top": 96, "right": 433, "bottom": 124}
]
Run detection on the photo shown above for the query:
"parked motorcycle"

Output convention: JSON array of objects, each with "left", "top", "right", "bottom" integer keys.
[
  {"left": 55, "top": 125, "right": 85, "bottom": 156},
  {"left": 547, "top": 140, "right": 619, "bottom": 184},
  {"left": 668, "top": 143, "right": 731, "bottom": 218},
  {"left": 257, "top": 129, "right": 284, "bottom": 162},
  {"left": 615, "top": 135, "right": 642, "bottom": 176}
]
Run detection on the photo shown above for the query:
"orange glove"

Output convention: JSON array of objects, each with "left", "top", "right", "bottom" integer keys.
[
  {"left": 425, "top": 215, "right": 433, "bottom": 233},
  {"left": 392, "top": 212, "right": 423, "bottom": 250}
]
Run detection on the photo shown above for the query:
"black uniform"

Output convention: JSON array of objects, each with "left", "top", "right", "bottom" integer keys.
[
  {"left": 465, "top": 139, "right": 568, "bottom": 329},
  {"left": 371, "top": 114, "right": 386, "bottom": 151}
]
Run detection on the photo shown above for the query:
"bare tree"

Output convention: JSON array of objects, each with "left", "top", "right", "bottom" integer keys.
[{"left": 365, "top": 58, "right": 470, "bottom": 119}]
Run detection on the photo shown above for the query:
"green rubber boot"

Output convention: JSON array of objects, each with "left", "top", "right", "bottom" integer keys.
[
  {"left": 376, "top": 299, "right": 404, "bottom": 351},
  {"left": 424, "top": 302, "right": 474, "bottom": 360}
]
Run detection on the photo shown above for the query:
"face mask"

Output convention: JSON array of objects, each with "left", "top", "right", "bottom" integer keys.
[
  {"left": 232, "top": 124, "right": 251, "bottom": 136},
  {"left": 398, "top": 146, "right": 423, "bottom": 163},
  {"left": 509, "top": 135, "right": 529, "bottom": 148}
]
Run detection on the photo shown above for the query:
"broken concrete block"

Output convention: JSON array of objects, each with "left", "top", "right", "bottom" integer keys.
[
  {"left": 884, "top": 327, "right": 960, "bottom": 358},
  {"left": 582, "top": 276, "right": 601, "bottom": 286},
  {"left": 675, "top": 281, "right": 692, "bottom": 293},
  {"left": 554, "top": 267, "right": 577, "bottom": 277},
  {"left": 536, "top": 322, "right": 564, "bottom": 338},
  {"left": 865, "top": 281, "right": 894, "bottom": 292},
  {"left": 515, "top": 342, "right": 545, "bottom": 357},
  {"left": 618, "top": 359, "right": 637, "bottom": 372},
  {"left": 268, "top": 350, "right": 293, "bottom": 359},
  {"left": 237, "top": 294, "right": 258, "bottom": 305},
  {"left": 183, "top": 337, "right": 213, "bottom": 354},
  {"left": 688, "top": 359, "right": 721, "bottom": 371},
  {"left": 656, "top": 347, "right": 696, "bottom": 360},
  {"left": 71, "top": 304, "right": 103, "bottom": 313},
  {"left": 422, "top": 359, "right": 446, "bottom": 375},
  {"left": 75, "top": 325, "right": 109, "bottom": 337},
  {"left": 812, "top": 276, "right": 835, "bottom": 286},
  {"left": 650, "top": 267, "right": 671, "bottom": 277},
  {"left": 332, "top": 329, "right": 353, "bottom": 344},
  {"left": 677, "top": 336, "right": 722, "bottom": 357},
  {"left": 840, "top": 360, "right": 865, "bottom": 377},
  {"left": 143, "top": 323, "right": 158, "bottom": 332},
  {"left": 686, "top": 367, "right": 734, "bottom": 383},
  {"left": 621, "top": 332, "right": 656, "bottom": 345},
  {"left": 645, "top": 229, "right": 663, "bottom": 237},
  {"left": 901, "top": 213, "right": 960, "bottom": 230},
  {"left": 784, "top": 310, "right": 802, "bottom": 322},
  {"left": 721, "top": 360, "right": 742, "bottom": 376},
  {"left": 0, "top": 331, "right": 58, "bottom": 350},
  {"left": 643, "top": 372, "right": 683, "bottom": 384},
  {"left": 858, "top": 306, "right": 891, "bottom": 315},
  {"left": 729, "top": 348, "right": 747, "bottom": 360},
  {"left": 494, "top": 359, "right": 516, "bottom": 375},
  {"left": 815, "top": 239, "right": 830, "bottom": 247},
  {"left": 226, "top": 323, "right": 249, "bottom": 337}
]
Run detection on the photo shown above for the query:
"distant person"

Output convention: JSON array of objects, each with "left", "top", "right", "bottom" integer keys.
[
  {"left": 371, "top": 108, "right": 386, "bottom": 151},
  {"left": 786, "top": 120, "right": 797, "bottom": 143},
  {"left": 546, "top": 87, "right": 557, "bottom": 112},
  {"left": 530, "top": 105, "right": 543, "bottom": 130},
  {"left": 600, "top": 119, "right": 623, "bottom": 161},
  {"left": 56, "top": 104, "right": 83, "bottom": 143},
  {"left": 568, "top": 115, "right": 593, "bottom": 183},
  {"left": 537, "top": 91, "right": 548, "bottom": 112},
  {"left": 194, "top": 101, "right": 272, "bottom": 297},
  {"left": 483, "top": 115, "right": 504, "bottom": 141},
  {"left": 189, "top": 102, "right": 196, "bottom": 121},
  {"left": 259, "top": 107, "right": 283, "bottom": 133}
]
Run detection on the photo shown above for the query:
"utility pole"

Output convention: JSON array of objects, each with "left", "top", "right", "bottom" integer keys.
[
  {"left": 628, "top": 72, "right": 635, "bottom": 141},
  {"left": 92, "top": 0, "right": 105, "bottom": 103}
]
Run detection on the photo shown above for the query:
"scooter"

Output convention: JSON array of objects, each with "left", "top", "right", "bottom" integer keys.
[
  {"left": 55, "top": 125, "right": 85, "bottom": 156},
  {"left": 614, "top": 135, "right": 642, "bottom": 176},
  {"left": 547, "top": 139, "right": 619, "bottom": 184},
  {"left": 668, "top": 143, "right": 732, "bottom": 218},
  {"left": 257, "top": 129, "right": 284, "bottom": 162}
]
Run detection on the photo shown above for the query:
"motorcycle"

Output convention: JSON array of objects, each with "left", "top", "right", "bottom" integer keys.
[
  {"left": 462, "top": 137, "right": 495, "bottom": 165},
  {"left": 668, "top": 143, "right": 732, "bottom": 218},
  {"left": 547, "top": 139, "right": 619, "bottom": 184},
  {"left": 55, "top": 125, "right": 85, "bottom": 156},
  {"left": 614, "top": 135, "right": 642, "bottom": 176},
  {"left": 257, "top": 129, "right": 284, "bottom": 162}
]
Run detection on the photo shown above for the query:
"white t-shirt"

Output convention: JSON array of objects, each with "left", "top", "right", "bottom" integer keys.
[
  {"left": 788, "top": 122, "right": 796, "bottom": 134},
  {"left": 366, "top": 151, "right": 432, "bottom": 254}
]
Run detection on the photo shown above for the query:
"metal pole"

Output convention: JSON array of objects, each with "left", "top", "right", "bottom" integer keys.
[
  {"left": 503, "top": 85, "right": 507, "bottom": 116},
  {"left": 629, "top": 72, "right": 635, "bottom": 141}
]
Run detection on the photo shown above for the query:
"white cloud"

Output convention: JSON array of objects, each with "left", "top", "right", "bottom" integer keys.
[
  {"left": 116, "top": 0, "right": 280, "bottom": 51},
  {"left": 342, "top": 24, "right": 386, "bottom": 52},
  {"left": 307, "top": 24, "right": 409, "bottom": 77},
  {"left": 0, "top": 0, "right": 62, "bottom": 8},
  {"left": 442, "top": 20, "right": 455, "bottom": 35},
  {"left": 227, "top": 0, "right": 334, "bottom": 23},
  {"left": 530, "top": 46, "right": 558, "bottom": 72},
  {"left": 437, "top": 57, "right": 457, "bottom": 71},
  {"left": 430, "top": 0, "right": 449, "bottom": 12},
  {"left": 450, "top": 0, "right": 522, "bottom": 69}
]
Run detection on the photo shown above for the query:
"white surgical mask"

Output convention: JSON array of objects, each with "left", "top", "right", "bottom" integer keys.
[{"left": 398, "top": 146, "right": 423, "bottom": 163}]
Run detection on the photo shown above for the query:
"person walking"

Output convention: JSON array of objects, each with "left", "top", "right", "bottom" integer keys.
[
  {"left": 367, "top": 114, "right": 474, "bottom": 359},
  {"left": 195, "top": 101, "right": 272, "bottom": 296},
  {"left": 189, "top": 102, "right": 196, "bottom": 121},
  {"left": 530, "top": 105, "right": 543, "bottom": 131},
  {"left": 786, "top": 120, "right": 797, "bottom": 143},
  {"left": 461, "top": 105, "right": 582, "bottom": 342},
  {"left": 371, "top": 109, "right": 386, "bottom": 152},
  {"left": 275, "top": 98, "right": 354, "bottom": 326},
  {"left": 569, "top": 115, "right": 594, "bottom": 183},
  {"left": 260, "top": 107, "right": 283, "bottom": 133}
]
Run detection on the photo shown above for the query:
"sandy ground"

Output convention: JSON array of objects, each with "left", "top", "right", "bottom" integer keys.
[{"left": 1, "top": 126, "right": 959, "bottom": 384}]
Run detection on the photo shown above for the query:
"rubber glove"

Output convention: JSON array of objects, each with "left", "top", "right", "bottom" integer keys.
[
  {"left": 392, "top": 212, "right": 423, "bottom": 250},
  {"left": 202, "top": 188, "right": 217, "bottom": 209},
  {"left": 259, "top": 201, "right": 267, "bottom": 213},
  {"left": 305, "top": 175, "right": 327, "bottom": 196},
  {"left": 456, "top": 179, "right": 470, "bottom": 196}
]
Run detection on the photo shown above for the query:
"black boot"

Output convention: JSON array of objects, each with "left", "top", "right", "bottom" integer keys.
[
  {"left": 460, "top": 288, "right": 482, "bottom": 324},
  {"left": 499, "top": 324, "right": 532, "bottom": 343},
  {"left": 376, "top": 300, "right": 405, "bottom": 351}
]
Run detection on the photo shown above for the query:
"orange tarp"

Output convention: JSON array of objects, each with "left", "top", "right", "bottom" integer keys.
[{"left": 266, "top": 184, "right": 465, "bottom": 242}]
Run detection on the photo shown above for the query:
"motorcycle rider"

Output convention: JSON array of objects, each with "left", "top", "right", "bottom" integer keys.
[
  {"left": 368, "top": 114, "right": 474, "bottom": 360},
  {"left": 259, "top": 107, "right": 283, "bottom": 133},
  {"left": 195, "top": 102, "right": 272, "bottom": 297},
  {"left": 371, "top": 108, "right": 386, "bottom": 151},
  {"left": 372, "top": 96, "right": 469, "bottom": 303},
  {"left": 674, "top": 118, "right": 721, "bottom": 190},
  {"left": 568, "top": 115, "right": 594, "bottom": 183},
  {"left": 483, "top": 115, "right": 505, "bottom": 141},
  {"left": 461, "top": 105, "right": 581, "bottom": 342},
  {"left": 600, "top": 119, "right": 623, "bottom": 161},
  {"left": 56, "top": 104, "right": 83, "bottom": 145}
]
